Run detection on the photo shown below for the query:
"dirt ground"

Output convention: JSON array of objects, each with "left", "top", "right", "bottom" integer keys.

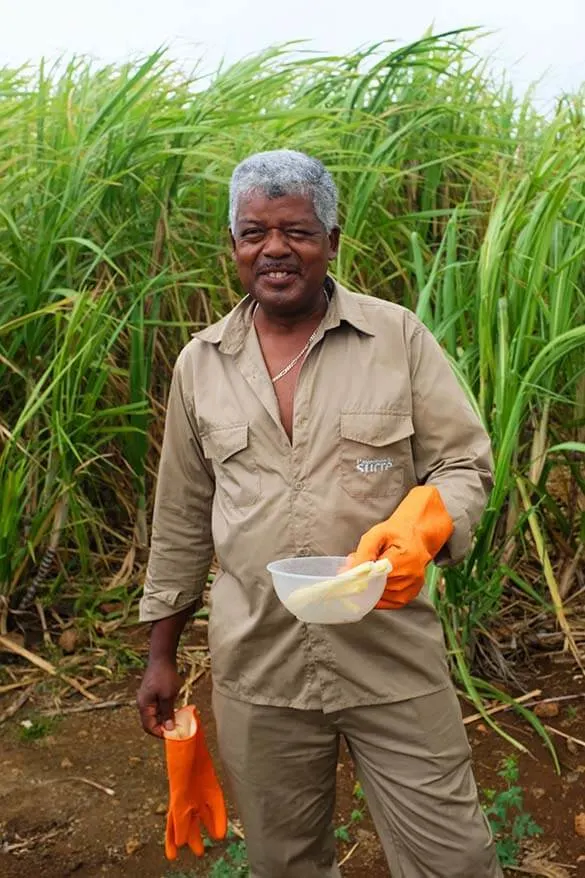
[{"left": 1, "top": 622, "right": 585, "bottom": 878}]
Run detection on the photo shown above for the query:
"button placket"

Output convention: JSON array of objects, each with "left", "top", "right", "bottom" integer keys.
[
  {"left": 290, "top": 432, "right": 310, "bottom": 555},
  {"left": 312, "top": 630, "right": 344, "bottom": 710},
  {"left": 300, "top": 622, "right": 344, "bottom": 711},
  {"left": 299, "top": 626, "right": 323, "bottom": 708}
]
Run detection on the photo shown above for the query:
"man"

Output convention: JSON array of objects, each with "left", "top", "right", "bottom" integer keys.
[{"left": 137, "top": 149, "right": 502, "bottom": 877}]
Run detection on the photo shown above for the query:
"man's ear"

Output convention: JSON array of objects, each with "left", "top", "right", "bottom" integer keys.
[
  {"left": 229, "top": 228, "right": 236, "bottom": 260},
  {"left": 328, "top": 226, "right": 340, "bottom": 260}
]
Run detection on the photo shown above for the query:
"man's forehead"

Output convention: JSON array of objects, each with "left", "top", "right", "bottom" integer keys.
[{"left": 235, "top": 191, "right": 318, "bottom": 223}]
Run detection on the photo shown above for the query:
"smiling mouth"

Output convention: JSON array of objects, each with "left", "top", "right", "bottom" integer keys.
[{"left": 261, "top": 270, "right": 296, "bottom": 279}]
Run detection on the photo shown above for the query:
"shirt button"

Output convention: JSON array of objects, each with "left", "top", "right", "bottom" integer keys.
[
  {"left": 298, "top": 547, "right": 310, "bottom": 556},
  {"left": 294, "top": 481, "right": 304, "bottom": 491}
]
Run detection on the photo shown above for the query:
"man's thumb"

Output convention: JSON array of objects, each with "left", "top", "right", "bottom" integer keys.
[{"left": 159, "top": 696, "right": 176, "bottom": 730}]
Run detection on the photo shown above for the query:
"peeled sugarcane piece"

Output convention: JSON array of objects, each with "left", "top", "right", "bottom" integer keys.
[
  {"left": 286, "top": 559, "right": 392, "bottom": 613},
  {"left": 340, "top": 597, "right": 361, "bottom": 612},
  {"left": 286, "top": 572, "right": 367, "bottom": 612}
]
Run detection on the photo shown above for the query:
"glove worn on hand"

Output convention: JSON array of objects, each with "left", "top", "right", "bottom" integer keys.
[
  {"left": 348, "top": 485, "right": 454, "bottom": 610},
  {"left": 163, "top": 704, "right": 227, "bottom": 860}
]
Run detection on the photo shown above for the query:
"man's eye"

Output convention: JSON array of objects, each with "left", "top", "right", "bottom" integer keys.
[
  {"left": 242, "top": 229, "right": 264, "bottom": 239},
  {"left": 288, "top": 229, "right": 310, "bottom": 238}
]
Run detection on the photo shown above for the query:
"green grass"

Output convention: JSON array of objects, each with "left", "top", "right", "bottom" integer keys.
[
  {"left": 482, "top": 756, "right": 543, "bottom": 867},
  {"left": 0, "top": 31, "right": 584, "bottom": 738}
]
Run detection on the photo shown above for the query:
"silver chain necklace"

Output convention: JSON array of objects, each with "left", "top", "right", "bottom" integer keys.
[{"left": 253, "top": 289, "right": 330, "bottom": 384}]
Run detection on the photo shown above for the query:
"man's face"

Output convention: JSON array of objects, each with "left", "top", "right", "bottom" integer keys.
[{"left": 230, "top": 191, "right": 340, "bottom": 318}]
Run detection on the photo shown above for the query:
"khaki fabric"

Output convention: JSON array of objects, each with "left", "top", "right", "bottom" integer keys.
[
  {"left": 212, "top": 686, "right": 503, "bottom": 878},
  {"left": 140, "top": 281, "right": 493, "bottom": 711}
]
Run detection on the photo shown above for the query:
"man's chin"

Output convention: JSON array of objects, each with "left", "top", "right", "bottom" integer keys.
[
  {"left": 252, "top": 282, "right": 303, "bottom": 309},
  {"left": 252, "top": 277, "right": 301, "bottom": 304}
]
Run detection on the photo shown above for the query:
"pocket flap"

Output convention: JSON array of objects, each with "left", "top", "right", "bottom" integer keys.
[
  {"left": 340, "top": 412, "right": 414, "bottom": 447},
  {"left": 201, "top": 423, "right": 249, "bottom": 463}
]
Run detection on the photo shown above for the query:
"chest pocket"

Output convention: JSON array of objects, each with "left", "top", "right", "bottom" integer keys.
[
  {"left": 339, "top": 412, "right": 414, "bottom": 499},
  {"left": 200, "top": 423, "right": 260, "bottom": 509}
]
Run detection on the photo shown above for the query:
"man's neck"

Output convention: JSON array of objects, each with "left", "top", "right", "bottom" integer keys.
[{"left": 253, "top": 288, "right": 329, "bottom": 336}]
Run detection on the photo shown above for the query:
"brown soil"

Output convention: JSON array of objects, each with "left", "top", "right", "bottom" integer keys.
[{"left": 1, "top": 625, "right": 585, "bottom": 878}]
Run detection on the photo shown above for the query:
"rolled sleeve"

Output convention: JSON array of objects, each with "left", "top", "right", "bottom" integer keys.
[
  {"left": 408, "top": 321, "right": 494, "bottom": 566},
  {"left": 139, "top": 348, "right": 215, "bottom": 622}
]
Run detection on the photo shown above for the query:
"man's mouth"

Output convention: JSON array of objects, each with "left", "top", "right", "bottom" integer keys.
[
  {"left": 257, "top": 269, "right": 299, "bottom": 287},
  {"left": 259, "top": 268, "right": 297, "bottom": 277}
]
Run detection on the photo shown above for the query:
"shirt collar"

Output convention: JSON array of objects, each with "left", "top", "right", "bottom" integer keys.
[{"left": 193, "top": 277, "right": 376, "bottom": 354}]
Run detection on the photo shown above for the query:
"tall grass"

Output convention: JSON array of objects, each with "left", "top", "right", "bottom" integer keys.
[{"left": 0, "top": 35, "right": 583, "bottom": 694}]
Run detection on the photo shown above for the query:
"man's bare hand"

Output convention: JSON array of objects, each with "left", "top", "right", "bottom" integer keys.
[{"left": 137, "top": 658, "right": 183, "bottom": 738}]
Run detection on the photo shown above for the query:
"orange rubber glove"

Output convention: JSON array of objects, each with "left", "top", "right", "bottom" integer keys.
[
  {"left": 163, "top": 704, "right": 227, "bottom": 860},
  {"left": 347, "top": 485, "right": 454, "bottom": 610}
]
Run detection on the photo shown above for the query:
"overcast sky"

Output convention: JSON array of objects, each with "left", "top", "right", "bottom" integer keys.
[{"left": 1, "top": 0, "right": 583, "bottom": 108}]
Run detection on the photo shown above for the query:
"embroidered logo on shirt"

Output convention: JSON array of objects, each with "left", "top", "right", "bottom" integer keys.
[{"left": 356, "top": 458, "right": 394, "bottom": 474}]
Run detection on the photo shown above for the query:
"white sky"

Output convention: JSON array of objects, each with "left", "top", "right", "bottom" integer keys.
[{"left": 1, "top": 0, "right": 583, "bottom": 109}]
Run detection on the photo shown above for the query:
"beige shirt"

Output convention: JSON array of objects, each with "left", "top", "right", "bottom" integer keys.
[{"left": 140, "top": 281, "right": 493, "bottom": 712}]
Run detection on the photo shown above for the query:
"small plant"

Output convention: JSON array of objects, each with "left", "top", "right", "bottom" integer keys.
[
  {"left": 335, "top": 781, "right": 366, "bottom": 844},
  {"left": 161, "top": 828, "right": 246, "bottom": 877},
  {"left": 18, "top": 716, "right": 57, "bottom": 742},
  {"left": 482, "top": 756, "right": 542, "bottom": 867},
  {"left": 566, "top": 705, "right": 578, "bottom": 721},
  {"left": 209, "top": 839, "right": 249, "bottom": 877}
]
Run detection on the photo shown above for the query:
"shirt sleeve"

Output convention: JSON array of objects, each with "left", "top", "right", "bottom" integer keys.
[
  {"left": 407, "top": 319, "right": 494, "bottom": 566},
  {"left": 139, "top": 347, "right": 215, "bottom": 622}
]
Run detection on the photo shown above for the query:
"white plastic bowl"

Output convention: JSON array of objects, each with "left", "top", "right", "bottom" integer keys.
[{"left": 267, "top": 556, "right": 389, "bottom": 624}]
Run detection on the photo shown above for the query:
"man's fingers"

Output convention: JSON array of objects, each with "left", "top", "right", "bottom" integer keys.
[
  {"left": 158, "top": 696, "right": 176, "bottom": 731},
  {"left": 356, "top": 522, "right": 391, "bottom": 558},
  {"left": 376, "top": 574, "right": 424, "bottom": 610},
  {"left": 136, "top": 659, "right": 183, "bottom": 737},
  {"left": 139, "top": 702, "right": 165, "bottom": 739}
]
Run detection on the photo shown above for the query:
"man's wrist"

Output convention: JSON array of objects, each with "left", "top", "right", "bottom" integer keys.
[
  {"left": 147, "top": 602, "right": 197, "bottom": 664},
  {"left": 148, "top": 648, "right": 178, "bottom": 665}
]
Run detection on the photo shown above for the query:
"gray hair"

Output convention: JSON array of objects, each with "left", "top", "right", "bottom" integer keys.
[{"left": 229, "top": 149, "right": 338, "bottom": 232}]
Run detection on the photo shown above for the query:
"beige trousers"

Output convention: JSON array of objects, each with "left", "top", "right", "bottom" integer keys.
[{"left": 212, "top": 685, "right": 503, "bottom": 878}]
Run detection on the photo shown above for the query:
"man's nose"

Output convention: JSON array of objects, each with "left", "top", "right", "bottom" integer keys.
[{"left": 262, "top": 229, "right": 291, "bottom": 258}]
